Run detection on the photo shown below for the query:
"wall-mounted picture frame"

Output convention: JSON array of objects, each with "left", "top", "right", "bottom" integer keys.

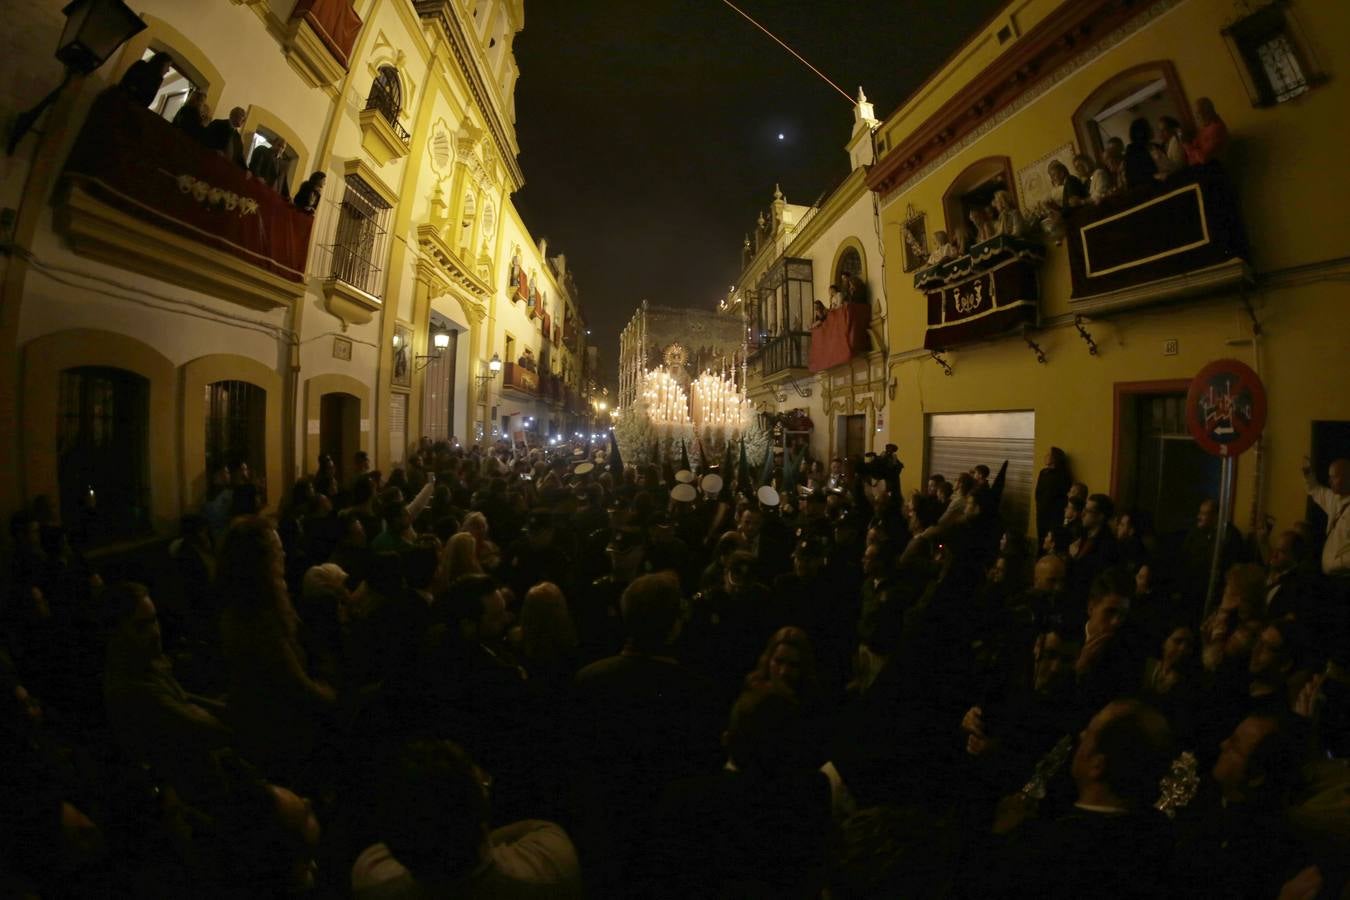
[
  {"left": 901, "top": 206, "right": 928, "bottom": 273},
  {"left": 332, "top": 335, "right": 353, "bottom": 361},
  {"left": 392, "top": 322, "right": 412, "bottom": 389}
]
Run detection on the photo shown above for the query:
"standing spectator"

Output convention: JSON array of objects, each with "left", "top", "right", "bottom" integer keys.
[
  {"left": 103, "top": 582, "right": 231, "bottom": 798},
  {"left": 218, "top": 516, "right": 337, "bottom": 786},
  {"left": 171, "top": 90, "right": 209, "bottom": 141},
  {"left": 204, "top": 106, "right": 248, "bottom": 170},
  {"left": 572, "top": 573, "right": 720, "bottom": 896},
  {"left": 1124, "top": 117, "right": 1159, "bottom": 188},
  {"left": 352, "top": 740, "right": 582, "bottom": 899},
  {"left": 293, "top": 172, "right": 326, "bottom": 214},
  {"left": 1185, "top": 97, "right": 1229, "bottom": 165},
  {"left": 247, "top": 137, "right": 291, "bottom": 198},
  {"left": 1303, "top": 456, "right": 1349, "bottom": 578},
  {"left": 1154, "top": 115, "right": 1187, "bottom": 176},
  {"left": 1034, "top": 446, "right": 1072, "bottom": 546},
  {"left": 985, "top": 700, "right": 1175, "bottom": 898},
  {"left": 120, "top": 51, "right": 173, "bottom": 108}
]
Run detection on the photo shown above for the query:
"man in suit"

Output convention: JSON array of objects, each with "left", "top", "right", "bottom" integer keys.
[
  {"left": 984, "top": 699, "right": 1175, "bottom": 898},
  {"left": 247, "top": 137, "right": 291, "bottom": 198},
  {"left": 572, "top": 574, "right": 720, "bottom": 896},
  {"left": 204, "top": 106, "right": 248, "bottom": 170}
]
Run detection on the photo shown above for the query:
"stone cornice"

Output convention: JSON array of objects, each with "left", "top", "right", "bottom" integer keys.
[
  {"left": 414, "top": 1, "right": 525, "bottom": 192},
  {"left": 868, "top": 0, "right": 1174, "bottom": 201}
]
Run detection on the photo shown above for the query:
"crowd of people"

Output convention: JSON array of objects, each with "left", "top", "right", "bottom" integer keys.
[
  {"left": 2, "top": 433, "right": 1348, "bottom": 897},
  {"left": 119, "top": 51, "right": 327, "bottom": 214}
]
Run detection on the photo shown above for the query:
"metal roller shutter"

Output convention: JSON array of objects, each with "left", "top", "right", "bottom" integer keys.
[{"left": 926, "top": 412, "right": 1036, "bottom": 535}]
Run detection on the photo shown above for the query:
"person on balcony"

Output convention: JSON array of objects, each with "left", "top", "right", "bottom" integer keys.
[
  {"left": 1046, "top": 160, "right": 1087, "bottom": 210},
  {"left": 518, "top": 348, "right": 537, "bottom": 372},
  {"left": 842, "top": 272, "right": 869, "bottom": 306},
  {"left": 1153, "top": 115, "right": 1187, "bottom": 177},
  {"left": 1093, "top": 146, "right": 1124, "bottom": 203},
  {"left": 827, "top": 284, "right": 842, "bottom": 309},
  {"left": 293, "top": 172, "right": 326, "bottom": 214},
  {"left": 1185, "top": 97, "right": 1229, "bottom": 166},
  {"left": 967, "top": 205, "right": 996, "bottom": 244},
  {"left": 927, "top": 230, "right": 960, "bottom": 265},
  {"left": 811, "top": 300, "right": 828, "bottom": 329},
  {"left": 120, "top": 51, "right": 174, "bottom": 109},
  {"left": 205, "top": 106, "right": 248, "bottom": 170},
  {"left": 992, "top": 190, "right": 1029, "bottom": 238},
  {"left": 172, "top": 90, "right": 209, "bottom": 142},
  {"left": 1124, "top": 118, "right": 1160, "bottom": 189},
  {"left": 248, "top": 138, "right": 292, "bottom": 199}
]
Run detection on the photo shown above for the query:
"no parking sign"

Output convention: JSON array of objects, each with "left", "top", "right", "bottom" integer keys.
[{"left": 1185, "top": 358, "right": 1267, "bottom": 457}]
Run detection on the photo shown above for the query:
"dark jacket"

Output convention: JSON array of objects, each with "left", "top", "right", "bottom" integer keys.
[{"left": 204, "top": 118, "right": 246, "bottom": 169}]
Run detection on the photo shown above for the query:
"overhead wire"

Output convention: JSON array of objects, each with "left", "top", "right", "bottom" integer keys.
[{"left": 716, "top": 0, "right": 855, "bottom": 105}]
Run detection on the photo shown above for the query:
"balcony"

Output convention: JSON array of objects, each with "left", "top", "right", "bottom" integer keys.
[
  {"left": 808, "top": 304, "right": 871, "bottom": 372},
  {"left": 284, "top": 0, "right": 362, "bottom": 89},
  {"left": 915, "top": 235, "right": 1044, "bottom": 351},
  {"left": 360, "top": 82, "right": 411, "bottom": 165},
  {"left": 757, "top": 331, "right": 812, "bottom": 379},
  {"left": 1065, "top": 164, "right": 1249, "bottom": 312},
  {"left": 502, "top": 362, "right": 539, "bottom": 396},
  {"left": 58, "top": 89, "right": 312, "bottom": 311}
]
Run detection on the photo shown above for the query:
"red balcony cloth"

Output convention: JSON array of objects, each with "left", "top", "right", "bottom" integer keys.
[
  {"left": 808, "top": 304, "right": 870, "bottom": 372},
  {"left": 63, "top": 89, "right": 313, "bottom": 283},
  {"left": 292, "top": 0, "right": 362, "bottom": 68}
]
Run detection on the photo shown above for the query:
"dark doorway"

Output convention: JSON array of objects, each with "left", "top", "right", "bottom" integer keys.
[
  {"left": 1116, "top": 385, "right": 1224, "bottom": 541},
  {"left": 319, "top": 393, "right": 361, "bottom": 483},
  {"left": 843, "top": 414, "right": 866, "bottom": 459}
]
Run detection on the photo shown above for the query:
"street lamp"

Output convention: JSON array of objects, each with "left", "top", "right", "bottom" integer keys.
[
  {"left": 414, "top": 330, "right": 451, "bottom": 371},
  {"left": 8, "top": 0, "right": 147, "bottom": 155},
  {"left": 475, "top": 352, "right": 502, "bottom": 388}
]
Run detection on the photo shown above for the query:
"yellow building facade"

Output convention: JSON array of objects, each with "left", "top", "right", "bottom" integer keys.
[
  {"left": 0, "top": 0, "right": 589, "bottom": 545},
  {"left": 869, "top": 0, "right": 1350, "bottom": 538}
]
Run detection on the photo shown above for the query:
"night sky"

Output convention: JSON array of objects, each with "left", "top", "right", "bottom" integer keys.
[{"left": 511, "top": 0, "right": 1006, "bottom": 387}]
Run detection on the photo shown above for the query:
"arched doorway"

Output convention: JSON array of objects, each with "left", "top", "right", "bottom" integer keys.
[{"left": 319, "top": 392, "right": 361, "bottom": 483}]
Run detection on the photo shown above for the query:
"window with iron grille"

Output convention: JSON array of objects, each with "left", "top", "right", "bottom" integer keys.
[
  {"left": 1223, "top": 1, "right": 1324, "bottom": 107},
  {"left": 330, "top": 175, "right": 392, "bottom": 298},
  {"left": 57, "top": 367, "right": 151, "bottom": 545},
  {"left": 366, "top": 66, "right": 411, "bottom": 146},
  {"left": 205, "top": 380, "right": 266, "bottom": 483}
]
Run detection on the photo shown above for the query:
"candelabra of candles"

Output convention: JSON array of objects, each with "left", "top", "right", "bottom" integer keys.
[
  {"left": 641, "top": 367, "right": 691, "bottom": 426},
  {"left": 690, "top": 371, "right": 749, "bottom": 432}
]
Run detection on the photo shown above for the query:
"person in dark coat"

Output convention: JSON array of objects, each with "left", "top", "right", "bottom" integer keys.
[
  {"left": 1034, "top": 446, "right": 1072, "bottom": 548},
  {"left": 981, "top": 700, "right": 1175, "bottom": 899},
  {"left": 120, "top": 51, "right": 173, "bottom": 108},
  {"left": 1124, "top": 117, "right": 1160, "bottom": 189},
  {"left": 171, "top": 90, "right": 209, "bottom": 142},
  {"left": 247, "top": 137, "right": 291, "bottom": 198},
  {"left": 204, "top": 106, "right": 248, "bottom": 169}
]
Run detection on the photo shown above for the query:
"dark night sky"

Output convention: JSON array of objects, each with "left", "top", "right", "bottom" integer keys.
[{"left": 511, "top": 1, "right": 1006, "bottom": 387}]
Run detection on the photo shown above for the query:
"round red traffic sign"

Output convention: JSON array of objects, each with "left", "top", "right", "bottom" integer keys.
[{"left": 1186, "top": 358, "right": 1267, "bottom": 457}]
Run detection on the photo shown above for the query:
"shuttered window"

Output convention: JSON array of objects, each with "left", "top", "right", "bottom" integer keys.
[{"left": 926, "top": 411, "right": 1036, "bottom": 534}]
